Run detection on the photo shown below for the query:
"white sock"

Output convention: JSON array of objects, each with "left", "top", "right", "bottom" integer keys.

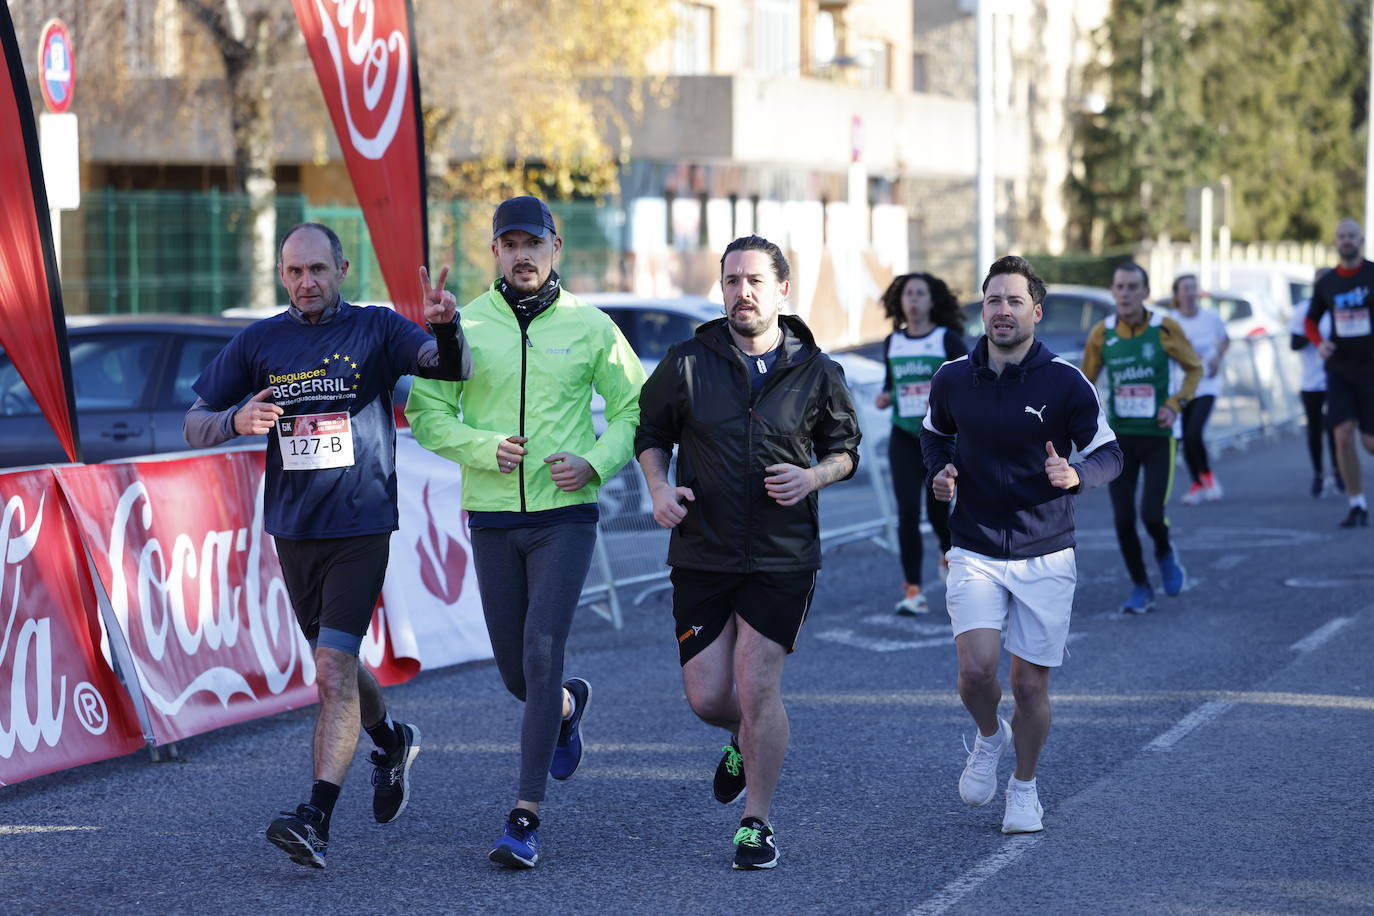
[
  {"left": 563, "top": 690, "right": 576, "bottom": 720},
  {"left": 1351, "top": 494, "right": 1367, "bottom": 509},
  {"left": 1009, "top": 776, "right": 1036, "bottom": 791}
]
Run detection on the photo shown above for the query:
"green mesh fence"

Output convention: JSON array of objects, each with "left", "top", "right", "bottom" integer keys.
[{"left": 59, "top": 191, "right": 620, "bottom": 315}]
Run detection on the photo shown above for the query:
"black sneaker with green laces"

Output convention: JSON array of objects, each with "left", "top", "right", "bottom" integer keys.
[
  {"left": 731, "top": 816, "right": 778, "bottom": 870},
  {"left": 713, "top": 740, "right": 745, "bottom": 804}
]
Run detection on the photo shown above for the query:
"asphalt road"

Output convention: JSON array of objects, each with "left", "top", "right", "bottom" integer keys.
[{"left": 3, "top": 431, "right": 1372, "bottom": 915}]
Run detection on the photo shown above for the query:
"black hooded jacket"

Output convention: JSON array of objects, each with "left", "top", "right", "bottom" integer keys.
[{"left": 635, "top": 314, "right": 862, "bottom": 573}]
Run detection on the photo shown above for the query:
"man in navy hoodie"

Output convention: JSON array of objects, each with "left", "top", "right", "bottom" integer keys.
[{"left": 921, "top": 255, "right": 1122, "bottom": 834}]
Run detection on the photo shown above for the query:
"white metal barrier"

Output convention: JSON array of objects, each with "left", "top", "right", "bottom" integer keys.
[{"left": 581, "top": 333, "right": 1304, "bottom": 626}]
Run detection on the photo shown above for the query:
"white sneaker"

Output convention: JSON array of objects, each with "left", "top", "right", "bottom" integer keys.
[
  {"left": 1203, "top": 476, "right": 1223, "bottom": 502},
  {"left": 958, "top": 718, "right": 1011, "bottom": 806},
  {"left": 1002, "top": 777, "right": 1044, "bottom": 833},
  {"left": 894, "top": 587, "right": 927, "bottom": 616}
]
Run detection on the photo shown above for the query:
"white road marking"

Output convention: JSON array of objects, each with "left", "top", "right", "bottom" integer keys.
[
  {"left": 860, "top": 614, "right": 950, "bottom": 634},
  {"left": 1144, "top": 700, "right": 1234, "bottom": 751},
  {"left": 906, "top": 836, "right": 1045, "bottom": 916},
  {"left": 903, "top": 602, "right": 1367, "bottom": 914},
  {"left": 1211, "top": 554, "right": 1247, "bottom": 570},
  {"left": 814, "top": 628, "right": 951, "bottom": 652},
  {"left": 1290, "top": 617, "right": 1353, "bottom": 653}
]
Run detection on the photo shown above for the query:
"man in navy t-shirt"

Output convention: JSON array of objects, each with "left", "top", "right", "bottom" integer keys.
[{"left": 184, "top": 222, "right": 471, "bottom": 869}]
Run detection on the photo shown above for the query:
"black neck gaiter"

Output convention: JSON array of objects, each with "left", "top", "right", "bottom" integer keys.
[{"left": 497, "top": 270, "right": 562, "bottom": 326}]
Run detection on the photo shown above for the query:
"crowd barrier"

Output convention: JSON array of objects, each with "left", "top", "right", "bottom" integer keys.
[
  {"left": 0, "top": 332, "right": 1305, "bottom": 786},
  {"left": 0, "top": 440, "right": 491, "bottom": 785},
  {"left": 583, "top": 331, "right": 1309, "bottom": 618}
]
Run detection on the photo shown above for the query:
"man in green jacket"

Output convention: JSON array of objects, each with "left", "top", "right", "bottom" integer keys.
[{"left": 406, "top": 196, "right": 645, "bottom": 869}]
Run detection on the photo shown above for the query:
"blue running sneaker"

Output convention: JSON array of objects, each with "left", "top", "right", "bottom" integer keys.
[
  {"left": 1158, "top": 552, "right": 1186, "bottom": 596},
  {"left": 1121, "top": 583, "right": 1155, "bottom": 614},
  {"left": 550, "top": 677, "right": 590, "bottom": 780},
  {"left": 489, "top": 808, "right": 540, "bottom": 868}
]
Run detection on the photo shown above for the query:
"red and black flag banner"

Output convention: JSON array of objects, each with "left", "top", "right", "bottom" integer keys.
[
  {"left": 0, "top": 5, "right": 80, "bottom": 463},
  {"left": 291, "top": 0, "right": 429, "bottom": 326}
]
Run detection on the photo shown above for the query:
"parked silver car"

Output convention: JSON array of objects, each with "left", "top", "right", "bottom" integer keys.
[{"left": 0, "top": 314, "right": 255, "bottom": 468}]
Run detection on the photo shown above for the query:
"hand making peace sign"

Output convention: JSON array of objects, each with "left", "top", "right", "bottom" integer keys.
[{"left": 420, "top": 264, "right": 457, "bottom": 325}]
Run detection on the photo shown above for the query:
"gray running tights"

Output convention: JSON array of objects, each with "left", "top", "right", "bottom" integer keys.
[{"left": 470, "top": 522, "right": 597, "bottom": 802}]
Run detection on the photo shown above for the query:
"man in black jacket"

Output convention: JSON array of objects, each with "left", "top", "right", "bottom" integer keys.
[{"left": 635, "top": 235, "right": 861, "bottom": 871}]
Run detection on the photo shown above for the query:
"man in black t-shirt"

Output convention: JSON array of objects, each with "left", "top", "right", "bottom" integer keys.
[{"left": 1305, "top": 218, "right": 1374, "bottom": 527}]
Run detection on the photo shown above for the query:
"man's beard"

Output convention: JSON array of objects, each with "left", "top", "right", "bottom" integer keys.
[
  {"left": 1339, "top": 243, "right": 1361, "bottom": 261},
  {"left": 728, "top": 302, "right": 771, "bottom": 337},
  {"left": 988, "top": 326, "right": 1031, "bottom": 350}
]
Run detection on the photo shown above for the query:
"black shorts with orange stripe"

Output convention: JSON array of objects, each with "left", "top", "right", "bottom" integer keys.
[{"left": 669, "top": 567, "right": 817, "bottom": 666}]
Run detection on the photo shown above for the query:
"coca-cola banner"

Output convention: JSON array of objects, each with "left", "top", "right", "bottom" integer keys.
[
  {"left": 52, "top": 451, "right": 416, "bottom": 745},
  {"left": 380, "top": 436, "right": 490, "bottom": 670},
  {"left": 0, "top": 469, "right": 142, "bottom": 785},
  {"left": 0, "top": 6, "right": 80, "bottom": 461},
  {"left": 292, "top": 0, "right": 429, "bottom": 326}
]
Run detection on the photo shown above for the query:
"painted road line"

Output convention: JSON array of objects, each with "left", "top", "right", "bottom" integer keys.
[
  {"left": 906, "top": 836, "right": 1045, "bottom": 916},
  {"left": 1290, "top": 616, "right": 1353, "bottom": 653},
  {"left": 1144, "top": 700, "right": 1234, "bottom": 751}
]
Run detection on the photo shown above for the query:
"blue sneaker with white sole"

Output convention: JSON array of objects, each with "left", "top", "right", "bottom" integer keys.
[
  {"left": 489, "top": 808, "right": 540, "bottom": 868},
  {"left": 1158, "top": 552, "right": 1186, "bottom": 596},
  {"left": 550, "top": 677, "right": 590, "bottom": 780},
  {"left": 1121, "top": 583, "right": 1155, "bottom": 614}
]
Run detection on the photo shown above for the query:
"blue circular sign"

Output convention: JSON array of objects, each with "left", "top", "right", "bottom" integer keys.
[{"left": 38, "top": 20, "right": 74, "bottom": 113}]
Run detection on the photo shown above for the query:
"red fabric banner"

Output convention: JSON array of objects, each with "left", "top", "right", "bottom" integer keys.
[
  {"left": 53, "top": 452, "right": 414, "bottom": 747},
  {"left": 0, "top": 469, "right": 142, "bottom": 786},
  {"left": 0, "top": 7, "right": 79, "bottom": 462},
  {"left": 292, "top": 0, "right": 429, "bottom": 325}
]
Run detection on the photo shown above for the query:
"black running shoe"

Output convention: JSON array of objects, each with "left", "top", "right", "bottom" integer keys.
[
  {"left": 1312, "top": 475, "right": 1324, "bottom": 498},
  {"left": 1339, "top": 506, "right": 1369, "bottom": 528},
  {"left": 550, "top": 677, "right": 590, "bottom": 780},
  {"left": 370, "top": 721, "right": 421, "bottom": 823},
  {"left": 713, "top": 740, "right": 746, "bottom": 804},
  {"left": 266, "top": 803, "right": 328, "bottom": 869},
  {"left": 731, "top": 816, "right": 778, "bottom": 870}
]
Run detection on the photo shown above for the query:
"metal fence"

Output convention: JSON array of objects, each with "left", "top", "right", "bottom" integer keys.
[
  {"left": 59, "top": 191, "right": 622, "bottom": 314},
  {"left": 579, "top": 332, "right": 1306, "bottom": 627}
]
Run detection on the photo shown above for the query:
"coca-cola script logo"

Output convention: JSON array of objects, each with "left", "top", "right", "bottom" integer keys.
[
  {"left": 0, "top": 492, "right": 63, "bottom": 758},
  {"left": 415, "top": 483, "right": 467, "bottom": 603},
  {"left": 310, "top": 0, "right": 410, "bottom": 160},
  {"left": 105, "top": 478, "right": 312, "bottom": 716}
]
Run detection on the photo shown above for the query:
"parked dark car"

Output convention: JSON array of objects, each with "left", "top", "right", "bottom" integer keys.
[
  {"left": 0, "top": 314, "right": 256, "bottom": 468},
  {"left": 962, "top": 283, "right": 1115, "bottom": 359}
]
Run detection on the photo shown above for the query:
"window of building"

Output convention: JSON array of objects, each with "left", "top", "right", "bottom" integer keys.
[
  {"left": 672, "top": 1, "right": 714, "bottom": 75},
  {"left": 753, "top": 0, "right": 800, "bottom": 78},
  {"left": 855, "top": 38, "right": 892, "bottom": 90}
]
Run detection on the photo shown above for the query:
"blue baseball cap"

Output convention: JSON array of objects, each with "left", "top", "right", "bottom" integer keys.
[{"left": 492, "top": 196, "right": 557, "bottom": 239}]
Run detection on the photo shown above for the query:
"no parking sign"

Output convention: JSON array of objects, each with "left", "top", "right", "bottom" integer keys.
[{"left": 37, "top": 19, "right": 73, "bottom": 114}]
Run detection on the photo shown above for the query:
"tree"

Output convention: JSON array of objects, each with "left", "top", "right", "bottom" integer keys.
[
  {"left": 415, "top": 0, "right": 675, "bottom": 200},
  {"left": 1069, "top": 0, "right": 1367, "bottom": 249},
  {"left": 177, "top": 0, "right": 297, "bottom": 310}
]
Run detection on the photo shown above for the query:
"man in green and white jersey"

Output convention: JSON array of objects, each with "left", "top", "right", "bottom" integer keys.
[{"left": 1081, "top": 262, "right": 1202, "bottom": 614}]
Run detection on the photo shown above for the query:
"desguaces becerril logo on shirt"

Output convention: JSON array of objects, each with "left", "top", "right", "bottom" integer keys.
[{"left": 267, "top": 352, "right": 362, "bottom": 408}]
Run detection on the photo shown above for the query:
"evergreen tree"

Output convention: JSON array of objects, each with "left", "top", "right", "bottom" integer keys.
[{"left": 1070, "top": 0, "right": 1366, "bottom": 248}]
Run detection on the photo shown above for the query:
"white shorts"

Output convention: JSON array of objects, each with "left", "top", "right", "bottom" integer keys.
[{"left": 944, "top": 546, "right": 1077, "bottom": 667}]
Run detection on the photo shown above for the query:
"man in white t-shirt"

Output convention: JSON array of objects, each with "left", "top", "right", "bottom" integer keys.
[{"left": 1168, "top": 274, "right": 1230, "bottom": 505}]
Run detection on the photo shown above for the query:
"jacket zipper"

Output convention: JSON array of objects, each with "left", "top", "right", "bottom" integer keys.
[
  {"left": 518, "top": 326, "right": 530, "bottom": 513},
  {"left": 996, "top": 378, "right": 1011, "bottom": 557}
]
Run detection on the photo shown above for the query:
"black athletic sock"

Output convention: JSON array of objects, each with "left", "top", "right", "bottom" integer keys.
[
  {"left": 364, "top": 713, "right": 402, "bottom": 755},
  {"left": 308, "top": 780, "right": 341, "bottom": 833},
  {"left": 509, "top": 807, "right": 541, "bottom": 830}
]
